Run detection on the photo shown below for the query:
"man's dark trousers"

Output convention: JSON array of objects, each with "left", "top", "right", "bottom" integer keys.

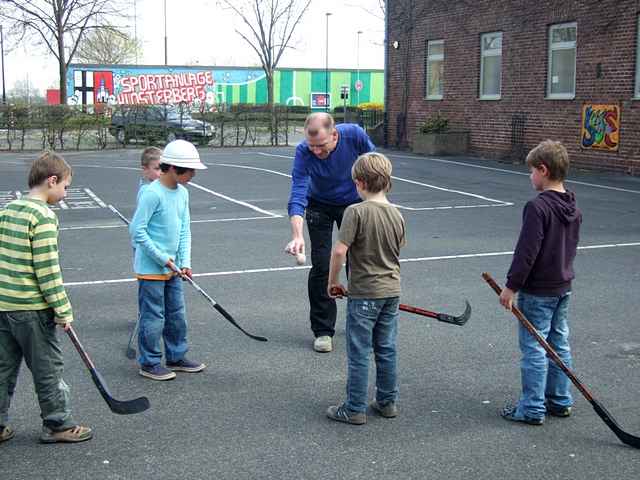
[{"left": 305, "top": 198, "right": 350, "bottom": 338}]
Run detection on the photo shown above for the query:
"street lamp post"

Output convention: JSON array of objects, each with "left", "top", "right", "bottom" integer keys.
[
  {"left": 356, "top": 30, "right": 362, "bottom": 106},
  {"left": 325, "top": 12, "right": 332, "bottom": 112},
  {"left": 164, "top": 0, "right": 168, "bottom": 65},
  {"left": 134, "top": 0, "right": 138, "bottom": 64},
  {"left": 1, "top": 24, "right": 6, "bottom": 105}
]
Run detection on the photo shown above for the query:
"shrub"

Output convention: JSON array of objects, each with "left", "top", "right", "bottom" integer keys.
[
  {"left": 357, "top": 102, "right": 384, "bottom": 111},
  {"left": 419, "top": 112, "right": 448, "bottom": 134}
]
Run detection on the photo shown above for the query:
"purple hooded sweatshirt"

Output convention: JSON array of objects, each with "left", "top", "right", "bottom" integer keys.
[{"left": 506, "top": 189, "right": 582, "bottom": 296}]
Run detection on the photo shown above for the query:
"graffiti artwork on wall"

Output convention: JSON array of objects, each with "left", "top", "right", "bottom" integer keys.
[
  {"left": 581, "top": 104, "right": 620, "bottom": 151},
  {"left": 65, "top": 64, "right": 385, "bottom": 110}
]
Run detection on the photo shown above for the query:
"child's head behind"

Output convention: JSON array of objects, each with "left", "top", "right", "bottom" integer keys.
[
  {"left": 526, "top": 140, "right": 569, "bottom": 182},
  {"left": 28, "top": 151, "right": 73, "bottom": 204},
  {"left": 141, "top": 146, "right": 162, "bottom": 182},
  {"left": 351, "top": 152, "right": 393, "bottom": 194}
]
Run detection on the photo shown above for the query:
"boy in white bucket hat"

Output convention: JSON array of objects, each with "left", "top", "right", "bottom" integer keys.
[{"left": 129, "top": 140, "right": 207, "bottom": 381}]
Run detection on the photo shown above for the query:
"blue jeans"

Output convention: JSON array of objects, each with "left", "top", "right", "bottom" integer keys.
[
  {"left": 345, "top": 297, "right": 399, "bottom": 413},
  {"left": 514, "top": 291, "right": 573, "bottom": 419},
  {"left": 138, "top": 276, "right": 189, "bottom": 367}
]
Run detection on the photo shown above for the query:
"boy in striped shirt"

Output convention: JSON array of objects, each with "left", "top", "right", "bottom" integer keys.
[{"left": 0, "top": 152, "right": 92, "bottom": 444}]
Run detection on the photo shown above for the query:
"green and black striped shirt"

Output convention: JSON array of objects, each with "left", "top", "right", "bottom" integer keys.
[{"left": 0, "top": 198, "right": 73, "bottom": 323}]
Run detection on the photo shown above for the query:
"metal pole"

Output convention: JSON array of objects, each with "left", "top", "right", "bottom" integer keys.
[
  {"left": 134, "top": 0, "right": 138, "bottom": 64},
  {"left": 1, "top": 25, "right": 6, "bottom": 105},
  {"left": 356, "top": 30, "right": 362, "bottom": 106},
  {"left": 164, "top": 0, "right": 168, "bottom": 65},
  {"left": 325, "top": 12, "right": 331, "bottom": 112}
]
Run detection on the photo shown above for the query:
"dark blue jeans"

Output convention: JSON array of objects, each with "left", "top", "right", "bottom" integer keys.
[
  {"left": 137, "top": 276, "right": 189, "bottom": 367},
  {"left": 305, "top": 198, "right": 349, "bottom": 337},
  {"left": 345, "top": 297, "right": 400, "bottom": 413},
  {"left": 514, "top": 291, "right": 573, "bottom": 419}
]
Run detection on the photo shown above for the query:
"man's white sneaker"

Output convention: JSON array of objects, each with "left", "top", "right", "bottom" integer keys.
[{"left": 313, "top": 335, "right": 333, "bottom": 353}]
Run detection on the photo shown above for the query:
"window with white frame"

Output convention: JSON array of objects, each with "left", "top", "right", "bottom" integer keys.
[
  {"left": 480, "top": 32, "right": 502, "bottom": 99},
  {"left": 636, "top": 15, "right": 640, "bottom": 97},
  {"left": 548, "top": 22, "right": 577, "bottom": 99},
  {"left": 426, "top": 40, "right": 444, "bottom": 99}
]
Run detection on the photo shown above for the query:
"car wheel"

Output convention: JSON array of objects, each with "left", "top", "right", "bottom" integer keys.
[
  {"left": 115, "top": 128, "right": 126, "bottom": 144},
  {"left": 166, "top": 131, "right": 177, "bottom": 143}
]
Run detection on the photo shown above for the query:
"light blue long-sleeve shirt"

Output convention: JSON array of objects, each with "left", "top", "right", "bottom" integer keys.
[{"left": 129, "top": 180, "right": 191, "bottom": 275}]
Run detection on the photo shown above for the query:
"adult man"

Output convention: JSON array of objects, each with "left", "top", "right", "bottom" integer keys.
[{"left": 286, "top": 112, "right": 375, "bottom": 352}]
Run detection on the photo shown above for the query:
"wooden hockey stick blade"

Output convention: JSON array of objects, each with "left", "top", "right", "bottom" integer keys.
[
  {"left": 482, "top": 272, "right": 640, "bottom": 449},
  {"left": 90, "top": 369, "right": 150, "bottom": 415},
  {"left": 67, "top": 327, "right": 150, "bottom": 415},
  {"left": 590, "top": 399, "right": 640, "bottom": 448},
  {"left": 398, "top": 301, "right": 471, "bottom": 325},
  {"left": 213, "top": 303, "right": 268, "bottom": 342}
]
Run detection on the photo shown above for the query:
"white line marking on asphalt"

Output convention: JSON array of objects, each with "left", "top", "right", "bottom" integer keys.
[
  {"left": 256, "top": 152, "right": 294, "bottom": 159},
  {"left": 391, "top": 154, "right": 640, "bottom": 194},
  {"left": 63, "top": 241, "right": 640, "bottom": 287},
  {"left": 210, "top": 163, "right": 292, "bottom": 178},
  {"left": 188, "top": 181, "right": 282, "bottom": 218},
  {"left": 255, "top": 152, "right": 514, "bottom": 208},
  {"left": 59, "top": 215, "right": 280, "bottom": 231},
  {"left": 394, "top": 202, "right": 514, "bottom": 211},
  {"left": 84, "top": 188, "right": 107, "bottom": 207},
  {"left": 391, "top": 175, "right": 510, "bottom": 204}
]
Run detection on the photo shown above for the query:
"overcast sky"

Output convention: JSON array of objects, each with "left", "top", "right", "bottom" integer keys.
[{"left": 3, "top": 0, "right": 385, "bottom": 95}]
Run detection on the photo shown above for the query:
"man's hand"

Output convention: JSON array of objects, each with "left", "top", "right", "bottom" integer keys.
[
  {"left": 285, "top": 238, "right": 305, "bottom": 256},
  {"left": 57, "top": 321, "right": 71, "bottom": 331},
  {"left": 181, "top": 268, "right": 193, "bottom": 279},
  {"left": 499, "top": 287, "right": 516, "bottom": 311},
  {"left": 328, "top": 283, "right": 348, "bottom": 299}
]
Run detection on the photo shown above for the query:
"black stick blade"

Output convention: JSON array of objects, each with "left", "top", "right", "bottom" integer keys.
[
  {"left": 90, "top": 370, "right": 150, "bottom": 415},
  {"left": 591, "top": 399, "right": 640, "bottom": 449},
  {"left": 213, "top": 303, "right": 268, "bottom": 342},
  {"left": 436, "top": 300, "right": 471, "bottom": 326}
]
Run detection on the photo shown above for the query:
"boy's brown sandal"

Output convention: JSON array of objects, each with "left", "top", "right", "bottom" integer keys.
[
  {"left": 0, "top": 426, "right": 15, "bottom": 443},
  {"left": 40, "top": 425, "right": 93, "bottom": 444}
]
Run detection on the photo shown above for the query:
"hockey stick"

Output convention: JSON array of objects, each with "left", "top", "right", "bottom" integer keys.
[
  {"left": 482, "top": 272, "right": 640, "bottom": 449},
  {"left": 107, "top": 205, "right": 140, "bottom": 359},
  {"left": 126, "top": 316, "right": 138, "bottom": 360},
  {"left": 399, "top": 301, "right": 471, "bottom": 326},
  {"left": 329, "top": 288, "right": 471, "bottom": 326},
  {"left": 108, "top": 204, "right": 131, "bottom": 226},
  {"left": 168, "top": 262, "right": 268, "bottom": 342},
  {"left": 66, "top": 325, "right": 150, "bottom": 415}
]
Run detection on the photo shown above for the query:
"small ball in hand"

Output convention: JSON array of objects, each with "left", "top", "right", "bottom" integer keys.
[{"left": 295, "top": 253, "right": 306, "bottom": 265}]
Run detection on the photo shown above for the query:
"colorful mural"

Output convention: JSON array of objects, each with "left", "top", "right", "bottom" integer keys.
[
  {"left": 66, "top": 64, "right": 384, "bottom": 111},
  {"left": 581, "top": 104, "right": 620, "bottom": 151}
]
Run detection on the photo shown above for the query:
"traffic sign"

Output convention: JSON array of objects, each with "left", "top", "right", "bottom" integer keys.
[{"left": 355, "top": 80, "right": 363, "bottom": 91}]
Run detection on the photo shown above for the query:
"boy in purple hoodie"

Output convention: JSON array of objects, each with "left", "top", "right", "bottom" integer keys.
[{"left": 499, "top": 140, "right": 582, "bottom": 425}]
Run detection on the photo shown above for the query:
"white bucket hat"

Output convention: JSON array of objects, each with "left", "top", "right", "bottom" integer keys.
[{"left": 161, "top": 139, "right": 207, "bottom": 170}]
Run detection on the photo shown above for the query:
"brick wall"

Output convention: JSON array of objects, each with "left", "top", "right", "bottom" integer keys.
[{"left": 385, "top": 0, "right": 640, "bottom": 174}]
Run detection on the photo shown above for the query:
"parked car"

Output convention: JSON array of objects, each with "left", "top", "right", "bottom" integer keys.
[{"left": 109, "top": 105, "right": 215, "bottom": 145}]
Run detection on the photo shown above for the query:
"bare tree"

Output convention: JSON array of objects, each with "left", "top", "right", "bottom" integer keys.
[
  {"left": 0, "top": 0, "right": 126, "bottom": 103},
  {"left": 75, "top": 28, "right": 141, "bottom": 64},
  {"left": 217, "top": 0, "right": 311, "bottom": 143}
]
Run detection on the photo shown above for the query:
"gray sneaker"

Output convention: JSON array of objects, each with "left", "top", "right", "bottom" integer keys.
[
  {"left": 370, "top": 400, "right": 398, "bottom": 418},
  {"left": 326, "top": 404, "right": 366, "bottom": 425},
  {"left": 313, "top": 335, "right": 332, "bottom": 353}
]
